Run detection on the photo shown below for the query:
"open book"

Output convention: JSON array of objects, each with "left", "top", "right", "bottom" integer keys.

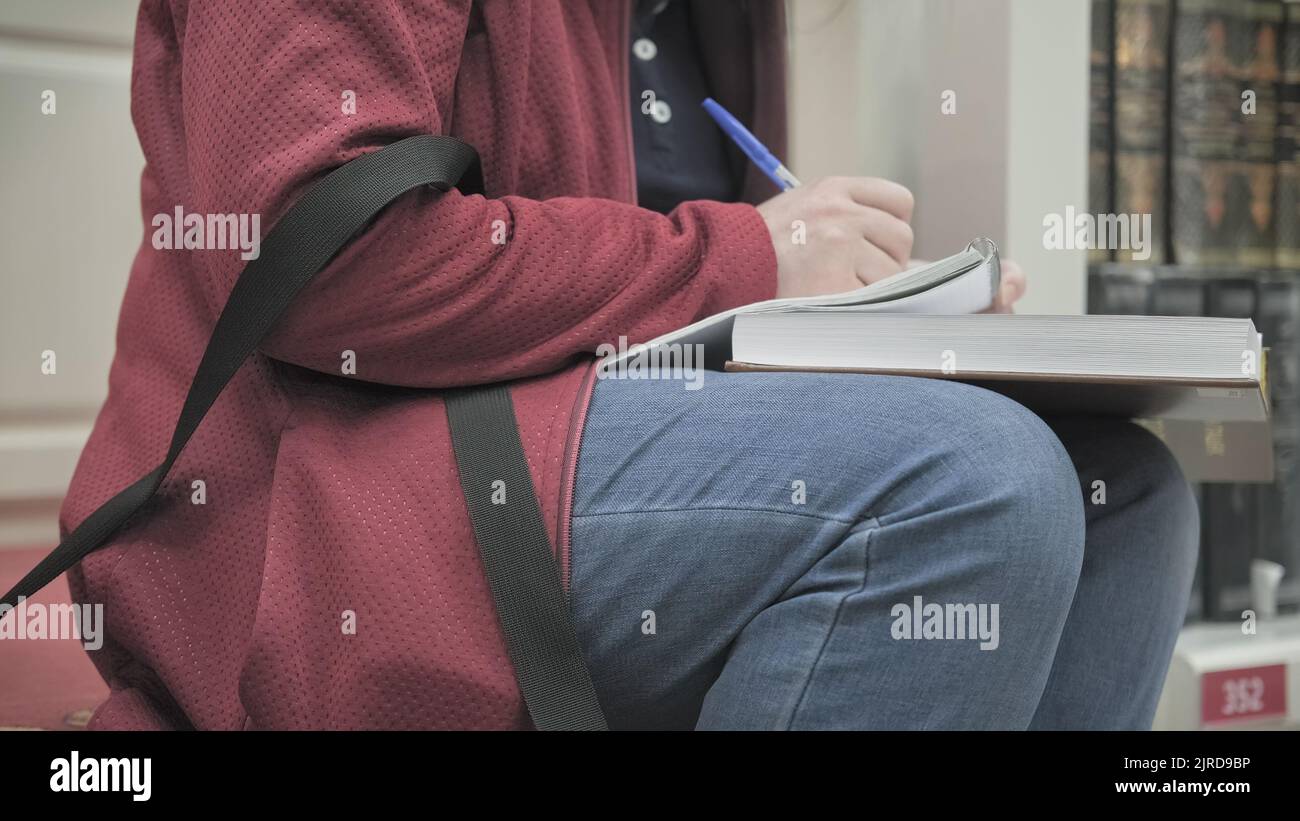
[
  {"left": 614, "top": 237, "right": 1002, "bottom": 372},
  {"left": 606, "top": 238, "right": 1272, "bottom": 480}
]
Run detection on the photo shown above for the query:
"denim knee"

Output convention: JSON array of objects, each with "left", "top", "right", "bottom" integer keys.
[
  {"left": 1081, "top": 419, "right": 1200, "bottom": 575},
  {"left": 933, "top": 386, "right": 1087, "bottom": 592}
]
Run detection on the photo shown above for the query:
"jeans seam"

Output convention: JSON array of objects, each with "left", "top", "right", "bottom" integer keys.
[
  {"left": 573, "top": 505, "right": 858, "bottom": 526},
  {"left": 783, "top": 518, "right": 878, "bottom": 730}
]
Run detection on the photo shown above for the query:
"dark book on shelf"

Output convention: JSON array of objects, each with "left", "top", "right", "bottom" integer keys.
[
  {"left": 1171, "top": 0, "right": 1246, "bottom": 266},
  {"left": 1115, "top": 0, "right": 1170, "bottom": 264},
  {"left": 1277, "top": 0, "right": 1300, "bottom": 267},
  {"left": 1233, "top": 1, "right": 1284, "bottom": 267},
  {"left": 1091, "top": 0, "right": 1115, "bottom": 265},
  {"left": 1088, "top": 266, "right": 1152, "bottom": 314},
  {"left": 1201, "top": 479, "right": 1260, "bottom": 617},
  {"left": 1149, "top": 273, "right": 1206, "bottom": 315}
]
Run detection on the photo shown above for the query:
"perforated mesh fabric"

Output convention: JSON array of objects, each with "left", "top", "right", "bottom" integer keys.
[{"left": 63, "top": 0, "right": 779, "bottom": 729}]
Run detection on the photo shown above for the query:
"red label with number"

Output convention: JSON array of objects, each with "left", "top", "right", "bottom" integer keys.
[{"left": 1201, "top": 664, "right": 1288, "bottom": 726}]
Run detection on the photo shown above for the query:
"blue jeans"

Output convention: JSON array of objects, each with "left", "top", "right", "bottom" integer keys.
[{"left": 569, "top": 372, "right": 1199, "bottom": 729}]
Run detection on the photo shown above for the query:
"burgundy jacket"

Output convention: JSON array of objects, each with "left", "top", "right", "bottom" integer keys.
[{"left": 65, "top": 0, "right": 785, "bottom": 729}]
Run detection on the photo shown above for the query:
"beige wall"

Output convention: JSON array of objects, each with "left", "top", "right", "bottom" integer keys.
[{"left": 0, "top": 1, "right": 141, "bottom": 547}]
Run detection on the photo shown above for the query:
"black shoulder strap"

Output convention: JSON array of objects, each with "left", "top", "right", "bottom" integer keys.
[
  {"left": 445, "top": 386, "right": 608, "bottom": 730},
  {"left": 1, "top": 135, "right": 606, "bottom": 731}
]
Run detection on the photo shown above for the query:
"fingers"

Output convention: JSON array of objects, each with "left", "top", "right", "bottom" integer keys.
[
  {"left": 850, "top": 206, "right": 914, "bottom": 267},
  {"left": 986, "top": 259, "right": 1027, "bottom": 313},
  {"left": 759, "top": 176, "right": 919, "bottom": 298},
  {"left": 852, "top": 239, "right": 904, "bottom": 286},
  {"left": 999, "top": 259, "right": 1027, "bottom": 307},
  {"left": 830, "top": 176, "right": 915, "bottom": 222},
  {"left": 813, "top": 176, "right": 914, "bottom": 266}
]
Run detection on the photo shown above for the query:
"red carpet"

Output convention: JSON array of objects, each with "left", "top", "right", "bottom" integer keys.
[{"left": 0, "top": 548, "right": 108, "bottom": 730}]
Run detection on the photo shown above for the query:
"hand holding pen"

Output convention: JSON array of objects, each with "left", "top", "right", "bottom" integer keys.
[{"left": 702, "top": 97, "right": 916, "bottom": 297}]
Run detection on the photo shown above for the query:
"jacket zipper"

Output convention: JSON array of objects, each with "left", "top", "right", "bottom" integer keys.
[
  {"left": 558, "top": 4, "right": 634, "bottom": 589},
  {"left": 557, "top": 361, "right": 600, "bottom": 589}
]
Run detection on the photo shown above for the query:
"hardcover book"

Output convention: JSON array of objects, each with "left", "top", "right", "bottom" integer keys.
[
  {"left": 618, "top": 243, "right": 1271, "bottom": 432},
  {"left": 1091, "top": 0, "right": 1116, "bottom": 265},
  {"left": 1115, "top": 0, "right": 1171, "bottom": 264},
  {"left": 1171, "top": 0, "right": 1243, "bottom": 265},
  {"left": 1277, "top": 0, "right": 1300, "bottom": 267}
]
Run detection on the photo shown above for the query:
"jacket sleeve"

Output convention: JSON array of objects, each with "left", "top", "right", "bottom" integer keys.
[{"left": 170, "top": 0, "right": 778, "bottom": 388}]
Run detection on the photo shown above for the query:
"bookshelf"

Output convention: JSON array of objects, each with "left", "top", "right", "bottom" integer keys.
[{"left": 1089, "top": 0, "right": 1300, "bottom": 621}]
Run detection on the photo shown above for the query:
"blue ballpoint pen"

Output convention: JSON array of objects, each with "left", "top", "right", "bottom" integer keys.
[{"left": 701, "top": 97, "right": 801, "bottom": 191}]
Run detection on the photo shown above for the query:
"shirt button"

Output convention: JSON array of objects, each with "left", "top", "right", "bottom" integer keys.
[
  {"left": 650, "top": 99, "right": 672, "bottom": 124},
  {"left": 633, "top": 38, "right": 658, "bottom": 61}
]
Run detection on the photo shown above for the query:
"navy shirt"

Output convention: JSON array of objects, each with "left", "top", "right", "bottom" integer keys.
[{"left": 629, "top": 0, "right": 740, "bottom": 213}]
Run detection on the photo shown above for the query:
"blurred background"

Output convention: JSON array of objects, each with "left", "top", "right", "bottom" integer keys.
[{"left": 0, "top": 0, "right": 1296, "bottom": 730}]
